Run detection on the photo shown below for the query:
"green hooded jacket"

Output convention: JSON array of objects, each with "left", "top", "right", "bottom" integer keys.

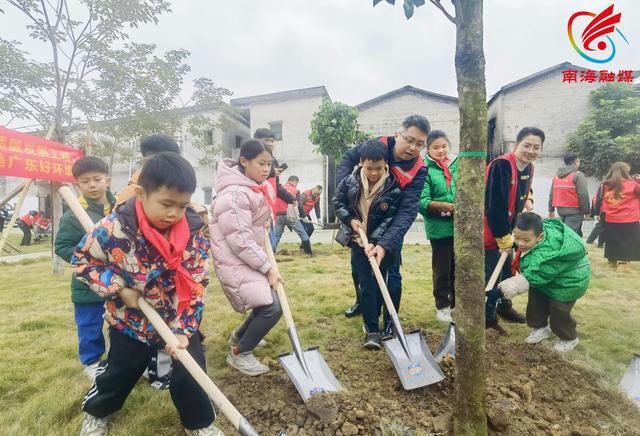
[
  {"left": 419, "top": 155, "right": 458, "bottom": 240},
  {"left": 54, "top": 192, "right": 116, "bottom": 304},
  {"left": 520, "top": 219, "right": 591, "bottom": 302}
]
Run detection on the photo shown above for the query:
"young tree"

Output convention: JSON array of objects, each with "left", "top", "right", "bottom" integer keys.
[
  {"left": 567, "top": 83, "right": 640, "bottom": 178},
  {"left": 376, "top": 1, "right": 488, "bottom": 433},
  {"left": 309, "top": 97, "right": 372, "bottom": 159},
  {"left": 1, "top": 0, "right": 172, "bottom": 142}
]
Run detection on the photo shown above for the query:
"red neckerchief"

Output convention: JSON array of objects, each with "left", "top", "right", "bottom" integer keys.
[
  {"left": 135, "top": 199, "right": 196, "bottom": 314},
  {"left": 511, "top": 248, "right": 522, "bottom": 275},
  {"left": 250, "top": 183, "right": 275, "bottom": 219},
  {"left": 434, "top": 156, "right": 452, "bottom": 189}
]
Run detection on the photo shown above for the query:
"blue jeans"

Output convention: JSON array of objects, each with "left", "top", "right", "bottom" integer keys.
[
  {"left": 274, "top": 215, "right": 309, "bottom": 248},
  {"left": 74, "top": 302, "right": 105, "bottom": 365},
  {"left": 268, "top": 223, "right": 277, "bottom": 252}
]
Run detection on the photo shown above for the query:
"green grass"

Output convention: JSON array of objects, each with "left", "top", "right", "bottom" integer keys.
[
  {"left": 0, "top": 232, "right": 52, "bottom": 257},
  {"left": 0, "top": 243, "right": 638, "bottom": 435}
]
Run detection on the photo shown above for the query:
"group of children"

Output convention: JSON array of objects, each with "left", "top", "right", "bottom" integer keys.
[{"left": 55, "top": 117, "right": 604, "bottom": 435}]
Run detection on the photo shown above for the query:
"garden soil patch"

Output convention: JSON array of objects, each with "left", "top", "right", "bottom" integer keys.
[{"left": 214, "top": 331, "right": 640, "bottom": 435}]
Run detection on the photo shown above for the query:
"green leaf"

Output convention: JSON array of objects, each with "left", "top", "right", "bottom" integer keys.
[{"left": 403, "top": 0, "right": 414, "bottom": 18}]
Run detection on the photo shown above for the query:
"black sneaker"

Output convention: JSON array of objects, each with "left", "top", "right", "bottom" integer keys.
[
  {"left": 344, "top": 302, "right": 361, "bottom": 318},
  {"left": 381, "top": 321, "right": 395, "bottom": 340},
  {"left": 363, "top": 332, "right": 382, "bottom": 350}
]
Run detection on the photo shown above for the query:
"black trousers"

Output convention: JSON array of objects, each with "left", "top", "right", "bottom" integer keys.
[
  {"left": 431, "top": 237, "right": 455, "bottom": 310},
  {"left": 83, "top": 328, "right": 215, "bottom": 430},
  {"left": 18, "top": 221, "right": 31, "bottom": 246},
  {"left": 351, "top": 245, "right": 395, "bottom": 333}
]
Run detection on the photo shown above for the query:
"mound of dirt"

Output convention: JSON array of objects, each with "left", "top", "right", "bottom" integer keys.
[{"left": 215, "top": 332, "right": 640, "bottom": 435}]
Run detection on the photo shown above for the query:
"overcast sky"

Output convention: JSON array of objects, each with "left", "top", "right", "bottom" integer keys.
[{"left": 2, "top": 0, "right": 638, "bottom": 128}]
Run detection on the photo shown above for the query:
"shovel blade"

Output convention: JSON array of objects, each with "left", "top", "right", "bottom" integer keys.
[
  {"left": 279, "top": 348, "right": 342, "bottom": 402},
  {"left": 382, "top": 330, "right": 445, "bottom": 390},
  {"left": 620, "top": 354, "right": 640, "bottom": 406},
  {"left": 434, "top": 323, "right": 456, "bottom": 363}
]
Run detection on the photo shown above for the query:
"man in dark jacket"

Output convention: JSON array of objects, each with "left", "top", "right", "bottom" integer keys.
[
  {"left": 333, "top": 139, "right": 404, "bottom": 349},
  {"left": 548, "top": 153, "right": 590, "bottom": 236},
  {"left": 336, "top": 115, "right": 429, "bottom": 337}
]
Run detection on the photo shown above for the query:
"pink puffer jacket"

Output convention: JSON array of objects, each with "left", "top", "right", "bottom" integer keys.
[{"left": 210, "top": 159, "right": 275, "bottom": 313}]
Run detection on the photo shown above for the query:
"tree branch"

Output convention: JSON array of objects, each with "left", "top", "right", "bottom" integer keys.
[{"left": 429, "top": 0, "right": 456, "bottom": 24}]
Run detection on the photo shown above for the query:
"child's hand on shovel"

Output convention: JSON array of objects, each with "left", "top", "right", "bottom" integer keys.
[
  {"left": 165, "top": 334, "right": 188, "bottom": 359},
  {"left": 267, "top": 267, "right": 284, "bottom": 290}
]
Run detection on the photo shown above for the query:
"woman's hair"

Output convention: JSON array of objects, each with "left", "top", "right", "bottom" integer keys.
[
  {"left": 516, "top": 127, "right": 545, "bottom": 145},
  {"left": 604, "top": 161, "right": 631, "bottom": 199},
  {"left": 238, "top": 139, "right": 272, "bottom": 163},
  {"left": 427, "top": 130, "right": 449, "bottom": 147}
]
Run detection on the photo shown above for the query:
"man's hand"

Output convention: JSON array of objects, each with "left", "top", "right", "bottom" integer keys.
[
  {"left": 275, "top": 167, "right": 283, "bottom": 177},
  {"left": 120, "top": 287, "right": 141, "bottom": 309},
  {"left": 267, "top": 268, "right": 284, "bottom": 290},
  {"left": 350, "top": 219, "right": 363, "bottom": 233},
  {"left": 365, "top": 244, "right": 386, "bottom": 266},
  {"left": 165, "top": 334, "right": 188, "bottom": 359}
]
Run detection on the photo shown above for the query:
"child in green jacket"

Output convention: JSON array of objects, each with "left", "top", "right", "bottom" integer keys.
[
  {"left": 55, "top": 157, "right": 115, "bottom": 380},
  {"left": 419, "top": 130, "right": 458, "bottom": 323},
  {"left": 497, "top": 212, "right": 591, "bottom": 352}
]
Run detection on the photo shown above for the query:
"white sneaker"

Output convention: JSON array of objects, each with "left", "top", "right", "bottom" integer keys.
[
  {"left": 524, "top": 326, "right": 553, "bottom": 344},
  {"left": 83, "top": 362, "right": 100, "bottom": 383},
  {"left": 436, "top": 308, "right": 453, "bottom": 323},
  {"left": 79, "top": 412, "right": 108, "bottom": 436},
  {"left": 228, "top": 331, "right": 267, "bottom": 348},
  {"left": 226, "top": 350, "right": 269, "bottom": 376},
  {"left": 185, "top": 423, "right": 225, "bottom": 436},
  {"left": 553, "top": 337, "right": 579, "bottom": 353}
]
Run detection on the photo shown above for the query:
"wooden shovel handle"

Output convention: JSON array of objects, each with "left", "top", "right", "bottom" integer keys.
[
  {"left": 263, "top": 230, "right": 296, "bottom": 329},
  {"left": 485, "top": 251, "right": 509, "bottom": 292}
]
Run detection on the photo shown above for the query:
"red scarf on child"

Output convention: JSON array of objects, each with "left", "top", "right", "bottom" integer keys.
[
  {"left": 250, "top": 184, "right": 276, "bottom": 218},
  {"left": 135, "top": 199, "right": 196, "bottom": 314},
  {"left": 434, "top": 156, "right": 452, "bottom": 189},
  {"left": 511, "top": 248, "right": 522, "bottom": 275}
]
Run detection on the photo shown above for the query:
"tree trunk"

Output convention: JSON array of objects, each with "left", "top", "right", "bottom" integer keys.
[{"left": 453, "top": 0, "right": 488, "bottom": 434}]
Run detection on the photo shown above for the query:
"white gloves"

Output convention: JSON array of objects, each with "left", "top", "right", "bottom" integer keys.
[{"left": 497, "top": 274, "right": 530, "bottom": 299}]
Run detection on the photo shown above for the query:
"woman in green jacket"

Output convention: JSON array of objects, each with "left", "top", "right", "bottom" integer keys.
[{"left": 419, "top": 130, "right": 458, "bottom": 323}]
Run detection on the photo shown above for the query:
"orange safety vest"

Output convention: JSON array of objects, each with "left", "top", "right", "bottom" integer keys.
[
  {"left": 551, "top": 172, "right": 579, "bottom": 208},
  {"left": 601, "top": 179, "right": 640, "bottom": 223},
  {"left": 301, "top": 189, "right": 320, "bottom": 215},
  {"left": 274, "top": 182, "right": 299, "bottom": 214}
]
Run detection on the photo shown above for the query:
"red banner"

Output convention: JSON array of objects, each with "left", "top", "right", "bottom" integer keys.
[{"left": 0, "top": 126, "right": 84, "bottom": 183}]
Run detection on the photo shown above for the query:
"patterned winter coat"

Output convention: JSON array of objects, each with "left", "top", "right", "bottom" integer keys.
[
  {"left": 210, "top": 159, "right": 275, "bottom": 313},
  {"left": 72, "top": 197, "right": 210, "bottom": 344}
]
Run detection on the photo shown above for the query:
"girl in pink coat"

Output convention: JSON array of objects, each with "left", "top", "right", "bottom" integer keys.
[{"left": 210, "top": 139, "right": 283, "bottom": 376}]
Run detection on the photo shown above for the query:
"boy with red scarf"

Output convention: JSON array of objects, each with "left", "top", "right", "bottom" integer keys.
[{"left": 73, "top": 153, "right": 219, "bottom": 436}]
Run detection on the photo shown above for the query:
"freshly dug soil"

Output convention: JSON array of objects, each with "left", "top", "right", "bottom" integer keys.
[{"left": 215, "top": 332, "right": 640, "bottom": 435}]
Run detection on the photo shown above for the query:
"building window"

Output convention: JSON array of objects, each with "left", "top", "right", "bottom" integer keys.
[
  {"left": 235, "top": 135, "right": 242, "bottom": 148},
  {"left": 268, "top": 121, "right": 283, "bottom": 140},
  {"left": 203, "top": 187, "right": 213, "bottom": 205},
  {"left": 204, "top": 129, "right": 214, "bottom": 145}
]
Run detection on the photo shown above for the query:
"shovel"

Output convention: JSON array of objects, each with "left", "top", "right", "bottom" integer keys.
[
  {"left": 434, "top": 322, "right": 456, "bottom": 363},
  {"left": 59, "top": 185, "right": 260, "bottom": 436},
  {"left": 357, "top": 228, "right": 444, "bottom": 390},
  {"left": 620, "top": 353, "right": 640, "bottom": 406},
  {"left": 264, "top": 230, "right": 342, "bottom": 402}
]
